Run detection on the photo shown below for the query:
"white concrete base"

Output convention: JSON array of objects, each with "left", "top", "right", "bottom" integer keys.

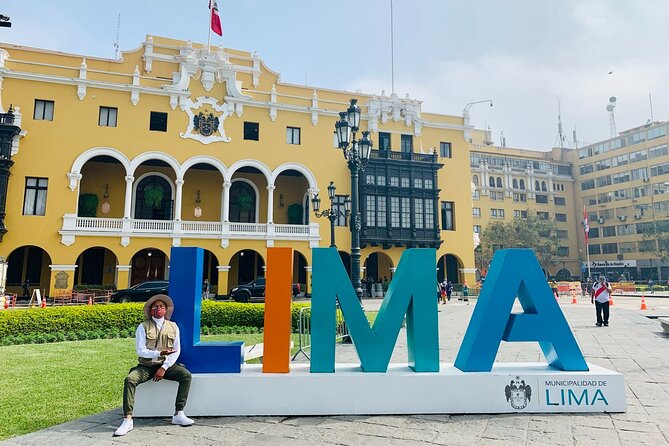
[
  {"left": 133, "top": 363, "right": 625, "bottom": 416},
  {"left": 660, "top": 317, "right": 669, "bottom": 333}
]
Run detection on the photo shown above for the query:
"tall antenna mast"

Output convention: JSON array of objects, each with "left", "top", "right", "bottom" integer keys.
[
  {"left": 113, "top": 13, "right": 121, "bottom": 60},
  {"left": 554, "top": 96, "right": 569, "bottom": 148},
  {"left": 390, "top": 0, "right": 395, "bottom": 95},
  {"left": 606, "top": 96, "right": 617, "bottom": 138}
]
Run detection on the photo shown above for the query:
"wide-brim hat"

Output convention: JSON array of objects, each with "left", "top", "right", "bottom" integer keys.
[{"left": 143, "top": 294, "right": 174, "bottom": 320}]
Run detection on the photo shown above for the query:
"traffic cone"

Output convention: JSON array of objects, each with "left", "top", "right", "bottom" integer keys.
[
  {"left": 3, "top": 297, "right": 8, "bottom": 309},
  {"left": 572, "top": 292, "right": 578, "bottom": 304},
  {"left": 87, "top": 295, "right": 92, "bottom": 306},
  {"left": 640, "top": 294, "right": 647, "bottom": 310},
  {"left": 40, "top": 296, "right": 46, "bottom": 308},
  {"left": 609, "top": 296, "right": 614, "bottom": 306}
]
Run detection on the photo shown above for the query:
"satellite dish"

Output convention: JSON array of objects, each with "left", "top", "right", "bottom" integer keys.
[
  {"left": 606, "top": 104, "right": 614, "bottom": 111},
  {"left": 609, "top": 96, "right": 617, "bottom": 103}
]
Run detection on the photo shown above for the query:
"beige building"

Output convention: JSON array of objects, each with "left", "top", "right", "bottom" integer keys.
[{"left": 571, "top": 121, "right": 669, "bottom": 281}]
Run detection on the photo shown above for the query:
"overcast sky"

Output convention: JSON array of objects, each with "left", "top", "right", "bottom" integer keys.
[{"left": 2, "top": 0, "right": 668, "bottom": 150}]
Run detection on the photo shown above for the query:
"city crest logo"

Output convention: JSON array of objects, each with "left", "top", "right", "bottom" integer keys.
[
  {"left": 193, "top": 112, "right": 220, "bottom": 137},
  {"left": 505, "top": 376, "right": 532, "bottom": 410}
]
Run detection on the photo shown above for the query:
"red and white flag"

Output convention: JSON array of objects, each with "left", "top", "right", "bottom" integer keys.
[
  {"left": 210, "top": 0, "right": 223, "bottom": 36},
  {"left": 583, "top": 205, "right": 589, "bottom": 245}
]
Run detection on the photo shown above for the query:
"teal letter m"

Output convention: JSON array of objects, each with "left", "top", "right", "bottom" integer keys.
[{"left": 310, "top": 248, "right": 439, "bottom": 373}]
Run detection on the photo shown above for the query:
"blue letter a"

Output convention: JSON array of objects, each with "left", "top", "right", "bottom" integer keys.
[
  {"left": 454, "top": 249, "right": 588, "bottom": 372},
  {"left": 310, "top": 247, "right": 439, "bottom": 373}
]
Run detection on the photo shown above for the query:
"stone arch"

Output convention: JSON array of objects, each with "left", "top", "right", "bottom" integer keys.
[
  {"left": 6, "top": 245, "right": 53, "bottom": 296},
  {"left": 496, "top": 177, "right": 503, "bottom": 188},
  {"left": 519, "top": 179, "right": 525, "bottom": 190},
  {"left": 70, "top": 147, "right": 131, "bottom": 176},
  {"left": 488, "top": 176, "right": 495, "bottom": 187},
  {"left": 132, "top": 172, "right": 176, "bottom": 220},
  {"left": 270, "top": 162, "right": 318, "bottom": 190},
  {"left": 512, "top": 178, "right": 518, "bottom": 189},
  {"left": 130, "top": 248, "right": 169, "bottom": 286},
  {"left": 437, "top": 253, "right": 463, "bottom": 284},
  {"left": 74, "top": 247, "right": 118, "bottom": 287},
  {"left": 226, "top": 159, "right": 272, "bottom": 185},
  {"left": 129, "top": 151, "right": 181, "bottom": 178},
  {"left": 178, "top": 155, "right": 228, "bottom": 180}
]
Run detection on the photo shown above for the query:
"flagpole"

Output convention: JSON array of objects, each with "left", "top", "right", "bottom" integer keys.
[
  {"left": 586, "top": 244, "right": 591, "bottom": 280},
  {"left": 207, "top": 0, "right": 212, "bottom": 53}
]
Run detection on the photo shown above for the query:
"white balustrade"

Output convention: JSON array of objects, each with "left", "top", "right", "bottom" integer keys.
[
  {"left": 133, "top": 219, "right": 174, "bottom": 232},
  {"left": 74, "top": 217, "right": 123, "bottom": 231},
  {"left": 274, "top": 224, "right": 310, "bottom": 235},
  {"left": 181, "top": 221, "right": 222, "bottom": 233}
]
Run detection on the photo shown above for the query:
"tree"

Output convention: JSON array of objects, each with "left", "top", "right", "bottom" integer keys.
[
  {"left": 479, "top": 210, "right": 564, "bottom": 273},
  {"left": 640, "top": 220, "right": 669, "bottom": 260}
]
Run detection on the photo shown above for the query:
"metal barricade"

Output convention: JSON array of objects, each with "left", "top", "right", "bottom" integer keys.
[{"left": 291, "top": 305, "right": 349, "bottom": 361}]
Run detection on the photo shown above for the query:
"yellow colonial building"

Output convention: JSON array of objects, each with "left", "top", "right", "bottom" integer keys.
[
  {"left": 469, "top": 131, "right": 580, "bottom": 279},
  {"left": 0, "top": 35, "right": 476, "bottom": 297}
]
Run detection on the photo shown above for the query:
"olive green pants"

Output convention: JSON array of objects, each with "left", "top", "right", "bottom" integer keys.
[{"left": 123, "top": 363, "right": 192, "bottom": 416}]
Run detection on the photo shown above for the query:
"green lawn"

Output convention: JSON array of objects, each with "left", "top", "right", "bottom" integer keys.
[{"left": 0, "top": 334, "right": 292, "bottom": 440}]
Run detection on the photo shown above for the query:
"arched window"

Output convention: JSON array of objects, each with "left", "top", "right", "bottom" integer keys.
[
  {"left": 473, "top": 175, "right": 479, "bottom": 186},
  {"left": 229, "top": 181, "right": 257, "bottom": 223},
  {"left": 496, "top": 177, "right": 503, "bottom": 188},
  {"left": 134, "top": 175, "right": 173, "bottom": 220},
  {"left": 535, "top": 180, "right": 540, "bottom": 191},
  {"left": 512, "top": 178, "right": 518, "bottom": 189},
  {"left": 519, "top": 179, "right": 525, "bottom": 190},
  {"left": 489, "top": 177, "right": 495, "bottom": 187},
  {"left": 541, "top": 181, "right": 547, "bottom": 192}
]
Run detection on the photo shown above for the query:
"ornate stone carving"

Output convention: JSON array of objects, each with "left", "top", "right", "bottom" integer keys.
[{"left": 179, "top": 96, "right": 231, "bottom": 144}]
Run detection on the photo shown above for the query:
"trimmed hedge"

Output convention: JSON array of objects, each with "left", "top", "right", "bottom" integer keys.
[{"left": 0, "top": 301, "right": 311, "bottom": 338}]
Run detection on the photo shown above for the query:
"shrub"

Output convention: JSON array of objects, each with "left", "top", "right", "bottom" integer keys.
[{"left": 0, "top": 301, "right": 311, "bottom": 338}]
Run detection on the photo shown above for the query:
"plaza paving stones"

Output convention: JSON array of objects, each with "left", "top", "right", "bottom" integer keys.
[{"left": 3, "top": 295, "right": 669, "bottom": 445}]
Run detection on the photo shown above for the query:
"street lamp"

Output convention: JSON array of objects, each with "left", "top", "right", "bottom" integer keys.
[
  {"left": 311, "top": 181, "right": 350, "bottom": 248},
  {"left": 335, "top": 99, "right": 372, "bottom": 302}
]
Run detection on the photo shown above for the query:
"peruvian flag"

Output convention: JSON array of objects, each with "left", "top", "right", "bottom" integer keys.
[
  {"left": 210, "top": 0, "right": 223, "bottom": 36},
  {"left": 583, "top": 205, "right": 590, "bottom": 245}
]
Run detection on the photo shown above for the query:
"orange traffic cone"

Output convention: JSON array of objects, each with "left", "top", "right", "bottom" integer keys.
[
  {"left": 640, "top": 294, "right": 647, "bottom": 310},
  {"left": 609, "top": 295, "right": 614, "bottom": 306},
  {"left": 572, "top": 292, "right": 578, "bottom": 304},
  {"left": 3, "top": 297, "right": 8, "bottom": 309},
  {"left": 40, "top": 296, "right": 46, "bottom": 308},
  {"left": 87, "top": 295, "right": 93, "bottom": 306}
]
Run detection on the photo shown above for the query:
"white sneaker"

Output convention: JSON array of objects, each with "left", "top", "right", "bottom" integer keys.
[
  {"left": 171, "top": 411, "right": 194, "bottom": 426},
  {"left": 114, "top": 418, "right": 133, "bottom": 436}
]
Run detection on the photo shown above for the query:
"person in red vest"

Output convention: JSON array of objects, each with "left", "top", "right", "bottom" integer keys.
[{"left": 591, "top": 276, "right": 612, "bottom": 327}]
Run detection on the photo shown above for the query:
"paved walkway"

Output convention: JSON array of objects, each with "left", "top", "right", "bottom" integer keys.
[{"left": 3, "top": 295, "right": 669, "bottom": 445}]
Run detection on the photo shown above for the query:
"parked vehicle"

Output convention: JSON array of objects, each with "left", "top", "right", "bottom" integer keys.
[
  {"left": 110, "top": 280, "right": 169, "bottom": 303},
  {"left": 230, "top": 277, "right": 300, "bottom": 303}
]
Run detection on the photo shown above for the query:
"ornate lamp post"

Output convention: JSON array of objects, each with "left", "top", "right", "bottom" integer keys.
[
  {"left": 311, "top": 181, "right": 350, "bottom": 248},
  {"left": 335, "top": 99, "right": 372, "bottom": 301},
  {"left": 0, "top": 106, "right": 21, "bottom": 242}
]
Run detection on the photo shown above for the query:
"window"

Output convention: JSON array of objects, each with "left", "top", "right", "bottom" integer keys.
[
  {"left": 366, "top": 175, "right": 375, "bottom": 185},
  {"left": 401, "top": 197, "right": 411, "bottom": 228},
  {"left": 535, "top": 194, "right": 548, "bottom": 204},
  {"left": 34, "top": 99, "right": 54, "bottom": 121},
  {"left": 243, "top": 122, "right": 259, "bottom": 140},
  {"left": 149, "top": 111, "right": 168, "bottom": 132},
  {"left": 472, "top": 189, "right": 480, "bottom": 200},
  {"left": 376, "top": 175, "right": 386, "bottom": 186},
  {"left": 554, "top": 197, "right": 566, "bottom": 205},
  {"left": 601, "top": 243, "right": 618, "bottom": 254},
  {"left": 580, "top": 163, "right": 594, "bottom": 175},
  {"left": 441, "top": 201, "right": 455, "bottom": 230},
  {"left": 377, "top": 196, "right": 387, "bottom": 227},
  {"left": 629, "top": 149, "right": 647, "bottom": 163},
  {"left": 651, "top": 162, "right": 669, "bottom": 177},
  {"left": 541, "top": 181, "right": 547, "bottom": 191},
  {"left": 589, "top": 227, "right": 599, "bottom": 239},
  {"left": 602, "top": 226, "right": 616, "bottom": 237},
  {"left": 514, "top": 210, "right": 528, "bottom": 219},
  {"left": 489, "top": 177, "right": 496, "bottom": 187},
  {"left": 496, "top": 177, "right": 503, "bottom": 188},
  {"left": 401, "top": 134, "right": 413, "bottom": 154},
  {"left": 596, "top": 175, "right": 612, "bottom": 187},
  {"left": 473, "top": 175, "right": 479, "bottom": 186},
  {"left": 23, "top": 177, "right": 48, "bottom": 216},
  {"left": 413, "top": 178, "right": 423, "bottom": 188},
  {"left": 472, "top": 207, "right": 481, "bottom": 218},
  {"left": 425, "top": 198, "right": 435, "bottom": 228},
  {"left": 98, "top": 106, "right": 117, "bottom": 127},
  {"left": 390, "top": 176, "right": 399, "bottom": 187},
  {"left": 365, "top": 195, "right": 376, "bottom": 227},
  {"left": 415, "top": 198, "right": 424, "bottom": 228},
  {"left": 440, "top": 141, "right": 452, "bottom": 158},
  {"left": 379, "top": 132, "right": 391, "bottom": 151},
  {"left": 612, "top": 172, "right": 630, "bottom": 184},
  {"left": 286, "top": 126, "right": 301, "bottom": 144},
  {"left": 557, "top": 246, "right": 570, "bottom": 256},
  {"left": 333, "top": 195, "right": 347, "bottom": 226},
  {"left": 390, "top": 197, "right": 400, "bottom": 227},
  {"left": 473, "top": 225, "right": 481, "bottom": 233},
  {"left": 424, "top": 178, "right": 434, "bottom": 189},
  {"left": 612, "top": 155, "right": 628, "bottom": 167},
  {"left": 588, "top": 244, "right": 601, "bottom": 255},
  {"left": 535, "top": 180, "right": 540, "bottom": 191},
  {"left": 555, "top": 213, "right": 567, "bottom": 222},
  {"left": 537, "top": 212, "right": 549, "bottom": 220},
  {"left": 491, "top": 191, "right": 504, "bottom": 201},
  {"left": 512, "top": 179, "right": 518, "bottom": 189},
  {"left": 401, "top": 177, "right": 410, "bottom": 188},
  {"left": 648, "top": 126, "right": 667, "bottom": 140},
  {"left": 619, "top": 242, "right": 636, "bottom": 253},
  {"left": 519, "top": 179, "right": 525, "bottom": 190},
  {"left": 595, "top": 159, "right": 611, "bottom": 171},
  {"left": 491, "top": 208, "right": 505, "bottom": 218}
]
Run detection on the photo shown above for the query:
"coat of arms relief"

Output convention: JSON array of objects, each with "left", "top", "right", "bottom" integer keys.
[{"left": 179, "top": 96, "right": 231, "bottom": 144}]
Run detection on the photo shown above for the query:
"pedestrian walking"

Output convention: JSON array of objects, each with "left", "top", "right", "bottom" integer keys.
[
  {"left": 648, "top": 278, "right": 654, "bottom": 294},
  {"left": 462, "top": 282, "right": 469, "bottom": 302},
  {"left": 446, "top": 280, "right": 453, "bottom": 302},
  {"left": 22, "top": 279, "right": 30, "bottom": 298},
  {"left": 591, "top": 276, "right": 612, "bottom": 327}
]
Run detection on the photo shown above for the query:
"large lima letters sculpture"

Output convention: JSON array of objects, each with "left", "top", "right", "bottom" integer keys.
[{"left": 134, "top": 247, "right": 625, "bottom": 416}]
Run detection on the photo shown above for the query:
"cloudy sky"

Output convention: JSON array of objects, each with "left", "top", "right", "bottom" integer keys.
[{"left": 2, "top": 0, "right": 668, "bottom": 150}]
